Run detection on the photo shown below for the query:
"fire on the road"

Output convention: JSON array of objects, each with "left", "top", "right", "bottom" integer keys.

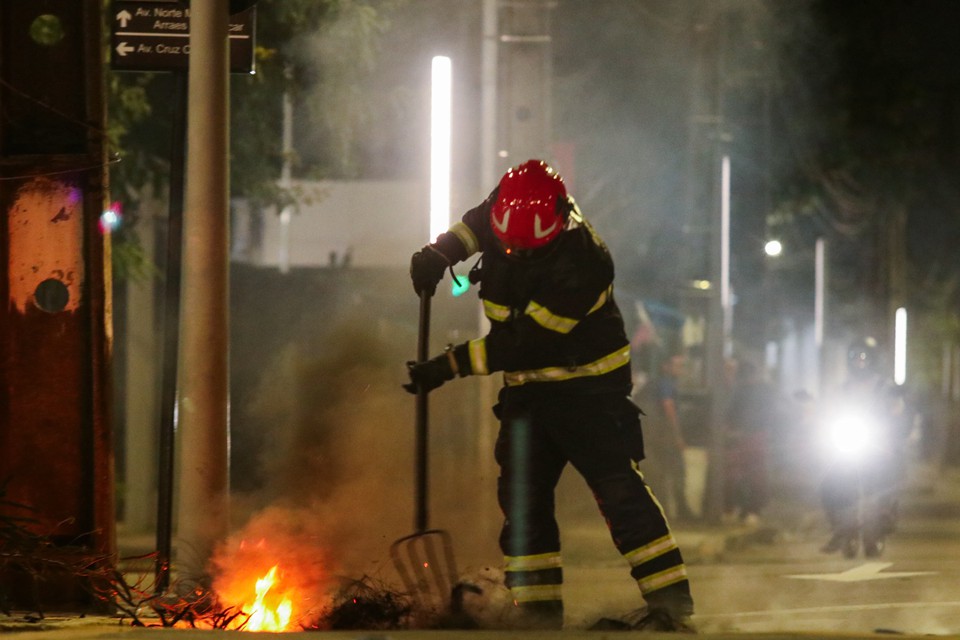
[
  {"left": 213, "top": 538, "right": 305, "bottom": 632},
  {"left": 233, "top": 564, "right": 296, "bottom": 631}
]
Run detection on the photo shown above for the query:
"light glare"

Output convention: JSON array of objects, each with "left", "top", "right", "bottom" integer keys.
[
  {"left": 99, "top": 203, "right": 122, "bottom": 234},
  {"left": 764, "top": 239, "right": 783, "bottom": 257}
]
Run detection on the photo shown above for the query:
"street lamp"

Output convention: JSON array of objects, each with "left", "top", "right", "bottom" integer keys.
[{"left": 764, "top": 239, "right": 783, "bottom": 257}]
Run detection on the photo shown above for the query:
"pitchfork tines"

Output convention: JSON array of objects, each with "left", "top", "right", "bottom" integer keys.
[{"left": 390, "top": 528, "right": 459, "bottom": 609}]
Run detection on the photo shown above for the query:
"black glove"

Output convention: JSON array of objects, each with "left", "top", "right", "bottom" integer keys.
[
  {"left": 410, "top": 245, "right": 449, "bottom": 296},
  {"left": 402, "top": 344, "right": 472, "bottom": 394},
  {"left": 403, "top": 352, "right": 456, "bottom": 394}
]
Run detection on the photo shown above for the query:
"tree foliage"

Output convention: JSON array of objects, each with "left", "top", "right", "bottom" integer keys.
[
  {"left": 762, "top": 0, "right": 960, "bottom": 391},
  {"left": 106, "top": 0, "right": 403, "bottom": 276},
  {"left": 769, "top": 1, "right": 960, "bottom": 315}
]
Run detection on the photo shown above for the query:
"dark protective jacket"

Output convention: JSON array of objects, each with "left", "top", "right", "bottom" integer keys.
[
  {"left": 434, "top": 191, "right": 633, "bottom": 398},
  {"left": 431, "top": 192, "right": 694, "bottom": 619}
]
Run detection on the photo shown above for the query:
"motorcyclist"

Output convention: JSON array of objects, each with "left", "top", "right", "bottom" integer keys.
[
  {"left": 404, "top": 160, "right": 694, "bottom": 631},
  {"left": 819, "top": 336, "right": 909, "bottom": 558}
]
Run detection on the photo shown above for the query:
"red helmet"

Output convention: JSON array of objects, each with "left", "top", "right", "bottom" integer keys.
[{"left": 490, "top": 159, "right": 567, "bottom": 251}]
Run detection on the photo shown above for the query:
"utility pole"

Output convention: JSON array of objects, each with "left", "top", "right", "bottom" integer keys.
[
  {"left": 176, "top": 0, "right": 231, "bottom": 579},
  {"left": 682, "top": 4, "right": 729, "bottom": 522},
  {"left": 490, "top": 0, "right": 556, "bottom": 174},
  {"left": 476, "top": 0, "right": 556, "bottom": 539}
]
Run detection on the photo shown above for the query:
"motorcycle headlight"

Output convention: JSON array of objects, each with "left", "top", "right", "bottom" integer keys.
[{"left": 822, "top": 409, "right": 876, "bottom": 460}]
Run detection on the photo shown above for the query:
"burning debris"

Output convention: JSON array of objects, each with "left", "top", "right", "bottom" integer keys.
[
  {"left": 0, "top": 481, "right": 112, "bottom": 619},
  {"left": 93, "top": 319, "right": 509, "bottom": 632},
  {"left": 311, "top": 576, "right": 413, "bottom": 630},
  {"left": 100, "top": 565, "right": 237, "bottom": 629},
  {"left": 97, "top": 518, "right": 515, "bottom": 633},
  {"left": 208, "top": 505, "right": 340, "bottom": 631},
  {"left": 102, "top": 558, "right": 497, "bottom": 632}
]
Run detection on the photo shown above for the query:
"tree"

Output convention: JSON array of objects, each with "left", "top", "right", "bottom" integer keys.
[
  {"left": 767, "top": 0, "right": 960, "bottom": 387},
  {"left": 106, "top": 0, "right": 403, "bottom": 275}
]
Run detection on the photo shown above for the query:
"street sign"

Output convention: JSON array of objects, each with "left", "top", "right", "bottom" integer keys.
[{"left": 110, "top": 1, "right": 256, "bottom": 73}]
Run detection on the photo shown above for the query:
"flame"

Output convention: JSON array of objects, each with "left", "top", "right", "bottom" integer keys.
[
  {"left": 211, "top": 521, "right": 337, "bottom": 632},
  {"left": 239, "top": 565, "right": 295, "bottom": 632}
]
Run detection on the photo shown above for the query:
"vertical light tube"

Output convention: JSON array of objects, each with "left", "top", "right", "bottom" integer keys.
[
  {"left": 894, "top": 307, "right": 907, "bottom": 385},
  {"left": 431, "top": 56, "right": 452, "bottom": 242},
  {"left": 814, "top": 237, "right": 825, "bottom": 348},
  {"left": 814, "top": 237, "right": 826, "bottom": 396},
  {"left": 720, "top": 155, "right": 731, "bottom": 357}
]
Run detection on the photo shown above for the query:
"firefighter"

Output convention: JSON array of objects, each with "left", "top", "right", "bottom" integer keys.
[{"left": 404, "top": 160, "right": 694, "bottom": 631}]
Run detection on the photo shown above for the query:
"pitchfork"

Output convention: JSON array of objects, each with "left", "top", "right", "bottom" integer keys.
[{"left": 391, "top": 289, "right": 460, "bottom": 613}]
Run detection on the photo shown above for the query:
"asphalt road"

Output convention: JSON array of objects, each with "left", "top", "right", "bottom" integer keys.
[
  {"left": 547, "top": 460, "right": 960, "bottom": 636},
  {"left": 4, "top": 462, "right": 960, "bottom": 639},
  {"left": 685, "top": 463, "right": 960, "bottom": 636}
]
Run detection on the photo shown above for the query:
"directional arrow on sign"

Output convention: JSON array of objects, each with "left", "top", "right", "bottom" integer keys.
[
  {"left": 111, "top": 1, "right": 255, "bottom": 73},
  {"left": 787, "top": 562, "right": 936, "bottom": 583}
]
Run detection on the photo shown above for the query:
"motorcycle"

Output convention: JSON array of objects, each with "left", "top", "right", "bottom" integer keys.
[{"left": 817, "top": 402, "right": 900, "bottom": 558}]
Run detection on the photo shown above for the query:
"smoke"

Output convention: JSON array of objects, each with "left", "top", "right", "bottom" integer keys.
[
  {"left": 212, "top": 314, "right": 416, "bottom": 607},
  {"left": 251, "top": 321, "right": 410, "bottom": 510}
]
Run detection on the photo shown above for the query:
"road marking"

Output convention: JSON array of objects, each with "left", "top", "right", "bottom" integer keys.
[
  {"left": 696, "top": 600, "right": 960, "bottom": 620},
  {"left": 786, "top": 562, "right": 936, "bottom": 582}
]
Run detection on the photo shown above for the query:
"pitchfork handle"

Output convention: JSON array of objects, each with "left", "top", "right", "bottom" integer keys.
[{"left": 415, "top": 290, "right": 431, "bottom": 533}]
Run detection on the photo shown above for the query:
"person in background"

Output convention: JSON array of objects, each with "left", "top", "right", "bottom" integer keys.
[
  {"left": 404, "top": 160, "right": 694, "bottom": 631},
  {"left": 722, "top": 360, "right": 781, "bottom": 526},
  {"left": 638, "top": 354, "right": 696, "bottom": 522}
]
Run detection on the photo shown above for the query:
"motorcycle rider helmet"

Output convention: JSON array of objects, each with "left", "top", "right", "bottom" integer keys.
[
  {"left": 847, "top": 336, "right": 879, "bottom": 377},
  {"left": 490, "top": 159, "right": 568, "bottom": 255}
]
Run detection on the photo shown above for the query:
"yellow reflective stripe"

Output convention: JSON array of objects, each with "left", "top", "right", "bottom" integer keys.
[
  {"left": 524, "top": 286, "right": 612, "bottom": 335},
  {"left": 510, "top": 584, "right": 563, "bottom": 603},
  {"left": 450, "top": 222, "right": 479, "bottom": 256},
  {"left": 504, "top": 552, "right": 562, "bottom": 572},
  {"left": 469, "top": 338, "right": 489, "bottom": 375},
  {"left": 623, "top": 534, "right": 678, "bottom": 568},
  {"left": 483, "top": 300, "right": 511, "bottom": 323},
  {"left": 638, "top": 465, "right": 670, "bottom": 521},
  {"left": 525, "top": 301, "right": 578, "bottom": 334},
  {"left": 588, "top": 285, "right": 613, "bottom": 314},
  {"left": 504, "top": 346, "right": 630, "bottom": 386},
  {"left": 637, "top": 565, "right": 688, "bottom": 595}
]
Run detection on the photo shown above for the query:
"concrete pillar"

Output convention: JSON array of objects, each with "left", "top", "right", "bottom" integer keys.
[
  {"left": 176, "top": 0, "right": 231, "bottom": 578},
  {"left": 123, "top": 197, "right": 160, "bottom": 533},
  {"left": 495, "top": 0, "right": 555, "bottom": 170}
]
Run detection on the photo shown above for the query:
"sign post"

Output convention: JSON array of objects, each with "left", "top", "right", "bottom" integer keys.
[
  {"left": 110, "top": 1, "right": 255, "bottom": 73},
  {"left": 109, "top": 0, "right": 253, "bottom": 590}
]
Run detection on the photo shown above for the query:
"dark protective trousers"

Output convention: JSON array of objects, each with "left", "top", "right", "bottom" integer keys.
[{"left": 493, "top": 390, "right": 694, "bottom": 626}]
